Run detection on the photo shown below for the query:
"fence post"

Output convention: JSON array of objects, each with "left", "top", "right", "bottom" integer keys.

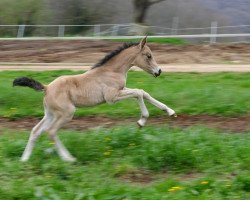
[
  {"left": 58, "top": 25, "right": 65, "bottom": 37},
  {"left": 17, "top": 25, "right": 25, "bottom": 38},
  {"left": 111, "top": 25, "right": 119, "bottom": 36},
  {"left": 94, "top": 24, "right": 100, "bottom": 37},
  {"left": 210, "top": 21, "right": 218, "bottom": 44},
  {"left": 171, "top": 17, "right": 179, "bottom": 35}
]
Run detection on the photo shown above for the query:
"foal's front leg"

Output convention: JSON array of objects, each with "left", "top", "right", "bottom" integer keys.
[
  {"left": 143, "top": 90, "right": 177, "bottom": 117},
  {"left": 111, "top": 88, "right": 149, "bottom": 127},
  {"left": 124, "top": 88, "right": 176, "bottom": 117}
]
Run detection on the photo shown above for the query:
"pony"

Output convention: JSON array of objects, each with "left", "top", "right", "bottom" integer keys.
[{"left": 13, "top": 36, "right": 176, "bottom": 162}]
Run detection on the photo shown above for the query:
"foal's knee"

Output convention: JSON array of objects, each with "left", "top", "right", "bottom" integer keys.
[
  {"left": 135, "top": 89, "right": 151, "bottom": 100},
  {"left": 141, "top": 90, "right": 151, "bottom": 99},
  {"left": 135, "top": 89, "right": 144, "bottom": 99}
]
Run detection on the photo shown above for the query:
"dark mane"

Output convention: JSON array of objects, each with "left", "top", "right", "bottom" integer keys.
[{"left": 92, "top": 42, "right": 139, "bottom": 69}]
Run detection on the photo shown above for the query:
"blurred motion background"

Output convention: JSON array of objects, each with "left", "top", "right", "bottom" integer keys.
[{"left": 0, "top": 0, "right": 250, "bottom": 43}]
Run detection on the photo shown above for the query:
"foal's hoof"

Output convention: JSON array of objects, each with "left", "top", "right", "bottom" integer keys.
[
  {"left": 169, "top": 112, "right": 177, "bottom": 118},
  {"left": 137, "top": 118, "right": 147, "bottom": 128},
  {"left": 137, "top": 121, "right": 143, "bottom": 128},
  {"left": 20, "top": 154, "right": 30, "bottom": 162},
  {"left": 167, "top": 109, "right": 177, "bottom": 118},
  {"left": 64, "top": 157, "right": 77, "bottom": 162},
  {"left": 20, "top": 157, "right": 29, "bottom": 162},
  {"left": 171, "top": 113, "right": 178, "bottom": 118}
]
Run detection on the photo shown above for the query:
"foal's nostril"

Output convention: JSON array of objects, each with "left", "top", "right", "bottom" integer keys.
[{"left": 154, "top": 69, "right": 162, "bottom": 77}]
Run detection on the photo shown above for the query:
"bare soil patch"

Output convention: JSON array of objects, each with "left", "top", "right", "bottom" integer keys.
[
  {"left": 118, "top": 169, "right": 203, "bottom": 184},
  {"left": 0, "top": 115, "right": 249, "bottom": 133},
  {"left": 1, "top": 40, "right": 250, "bottom": 64},
  {"left": 119, "top": 169, "right": 154, "bottom": 184}
]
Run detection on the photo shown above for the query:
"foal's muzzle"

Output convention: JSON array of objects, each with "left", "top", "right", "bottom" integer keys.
[{"left": 154, "top": 69, "right": 162, "bottom": 77}]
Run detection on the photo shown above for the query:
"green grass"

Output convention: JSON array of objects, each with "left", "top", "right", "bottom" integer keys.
[
  {"left": 109, "top": 37, "right": 186, "bottom": 45},
  {"left": 1, "top": 70, "right": 249, "bottom": 199},
  {"left": 0, "top": 70, "right": 250, "bottom": 119},
  {"left": 0, "top": 125, "right": 249, "bottom": 199}
]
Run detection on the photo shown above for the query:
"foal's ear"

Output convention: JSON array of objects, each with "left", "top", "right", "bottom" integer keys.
[{"left": 138, "top": 36, "right": 147, "bottom": 50}]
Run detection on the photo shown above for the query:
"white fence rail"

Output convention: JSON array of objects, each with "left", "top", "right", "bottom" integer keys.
[{"left": 0, "top": 23, "right": 250, "bottom": 44}]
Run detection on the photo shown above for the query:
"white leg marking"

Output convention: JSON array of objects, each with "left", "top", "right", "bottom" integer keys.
[
  {"left": 47, "top": 109, "right": 76, "bottom": 162},
  {"left": 53, "top": 136, "right": 76, "bottom": 162},
  {"left": 21, "top": 110, "right": 54, "bottom": 162},
  {"left": 142, "top": 91, "right": 177, "bottom": 117},
  {"left": 21, "top": 116, "right": 52, "bottom": 162},
  {"left": 113, "top": 88, "right": 149, "bottom": 127}
]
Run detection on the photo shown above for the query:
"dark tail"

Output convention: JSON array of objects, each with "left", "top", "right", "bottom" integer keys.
[{"left": 13, "top": 77, "right": 45, "bottom": 91}]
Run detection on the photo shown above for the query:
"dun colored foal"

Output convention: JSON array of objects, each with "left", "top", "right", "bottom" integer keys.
[{"left": 13, "top": 37, "right": 176, "bottom": 162}]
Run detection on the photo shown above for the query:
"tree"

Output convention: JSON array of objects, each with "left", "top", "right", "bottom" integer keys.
[
  {"left": 133, "top": 0, "right": 166, "bottom": 24},
  {"left": 0, "top": 0, "right": 45, "bottom": 36},
  {"left": 46, "top": 0, "right": 113, "bottom": 34}
]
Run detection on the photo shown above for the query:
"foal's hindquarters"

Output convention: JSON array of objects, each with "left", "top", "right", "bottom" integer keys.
[
  {"left": 21, "top": 73, "right": 109, "bottom": 162},
  {"left": 21, "top": 76, "right": 77, "bottom": 162},
  {"left": 21, "top": 98, "right": 76, "bottom": 162}
]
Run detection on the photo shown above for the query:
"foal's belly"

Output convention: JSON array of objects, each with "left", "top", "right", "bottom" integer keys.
[
  {"left": 71, "top": 89, "right": 105, "bottom": 107},
  {"left": 74, "top": 97, "right": 105, "bottom": 107}
]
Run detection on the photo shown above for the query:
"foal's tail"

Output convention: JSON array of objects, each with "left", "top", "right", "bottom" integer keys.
[{"left": 13, "top": 77, "right": 45, "bottom": 91}]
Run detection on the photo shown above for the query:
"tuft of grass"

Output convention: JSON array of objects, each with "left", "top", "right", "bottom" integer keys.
[
  {"left": 0, "top": 71, "right": 250, "bottom": 119},
  {"left": 0, "top": 126, "right": 249, "bottom": 199}
]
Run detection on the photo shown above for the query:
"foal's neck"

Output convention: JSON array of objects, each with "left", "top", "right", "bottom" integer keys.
[{"left": 105, "top": 46, "right": 139, "bottom": 75}]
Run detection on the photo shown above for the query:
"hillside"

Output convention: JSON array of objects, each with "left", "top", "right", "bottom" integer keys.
[{"left": 110, "top": 0, "right": 250, "bottom": 29}]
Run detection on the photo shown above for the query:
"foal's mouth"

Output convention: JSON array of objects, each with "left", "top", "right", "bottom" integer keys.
[{"left": 153, "top": 69, "right": 162, "bottom": 77}]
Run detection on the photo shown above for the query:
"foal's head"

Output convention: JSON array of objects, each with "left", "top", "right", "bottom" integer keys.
[{"left": 134, "top": 36, "right": 162, "bottom": 77}]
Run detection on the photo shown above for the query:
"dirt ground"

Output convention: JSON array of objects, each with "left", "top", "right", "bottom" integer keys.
[
  {"left": 1, "top": 115, "right": 249, "bottom": 133},
  {"left": 1, "top": 40, "right": 250, "bottom": 64}
]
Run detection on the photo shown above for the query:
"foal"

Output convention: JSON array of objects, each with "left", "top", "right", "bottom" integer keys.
[{"left": 13, "top": 36, "right": 176, "bottom": 162}]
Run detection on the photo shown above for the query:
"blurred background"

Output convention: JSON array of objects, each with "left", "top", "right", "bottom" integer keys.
[{"left": 0, "top": 0, "right": 250, "bottom": 43}]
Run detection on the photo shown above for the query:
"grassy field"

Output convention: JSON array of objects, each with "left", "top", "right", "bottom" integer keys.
[
  {"left": 0, "top": 70, "right": 249, "bottom": 119},
  {"left": 0, "top": 126, "right": 249, "bottom": 199},
  {"left": 109, "top": 38, "right": 186, "bottom": 45},
  {"left": 0, "top": 70, "right": 250, "bottom": 199}
]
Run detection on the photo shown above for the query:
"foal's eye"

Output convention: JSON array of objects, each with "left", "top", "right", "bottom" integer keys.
[{"left": 147, "top": 54, "right": 152, "bottom": 59}]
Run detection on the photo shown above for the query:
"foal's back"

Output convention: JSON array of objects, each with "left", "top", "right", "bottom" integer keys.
[{"left": 44, "top": 68, "right": 120, "bottom": 108}]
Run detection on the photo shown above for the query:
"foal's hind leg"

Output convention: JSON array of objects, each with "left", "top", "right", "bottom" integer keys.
[
  {"left": 47, "top": 109, "right": 76, "bottom": 162},
  {"left": 21, "top": 114, "right": 52, "bottom": 161}
]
